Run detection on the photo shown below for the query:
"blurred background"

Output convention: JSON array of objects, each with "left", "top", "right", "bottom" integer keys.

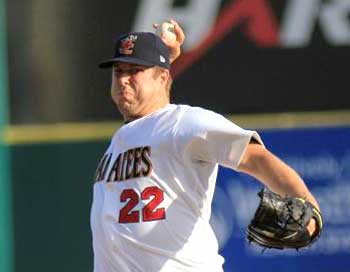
[{"left": 0, "top": 0, "right": 349, "bottom": 271}]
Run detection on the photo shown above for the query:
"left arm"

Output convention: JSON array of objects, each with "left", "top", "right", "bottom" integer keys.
[{"left": 237, "top": 141, "right": 320, "bottom": 234}]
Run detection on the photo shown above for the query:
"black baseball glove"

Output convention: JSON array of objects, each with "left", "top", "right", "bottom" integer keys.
[{"left": 247, "top": 188, "right": 323, "bottom": 250}]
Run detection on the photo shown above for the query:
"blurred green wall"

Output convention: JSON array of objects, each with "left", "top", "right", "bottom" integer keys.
[
  {"left": 1, "top": 0, "right": 13, "bottom": 271},
  {"left": 11, "top": 140, "right": 108, "bottom": 272}
]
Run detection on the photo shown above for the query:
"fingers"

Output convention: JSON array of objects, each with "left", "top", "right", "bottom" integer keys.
[
  {"left": 153, "top": 19, "right": 185, "bottom": 46},
  {"left": 152, "top": 19, "right": 185, "bottom": 63},
  {"left": 307, "top": 218, "right": 317, "bottom": 236},
  {"left": 169, "top": 19, "right": 185, "bottom": 45}
]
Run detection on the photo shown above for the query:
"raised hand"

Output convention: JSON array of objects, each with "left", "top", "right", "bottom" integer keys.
[{"left": 154, "top": 19, "right": 185, "bottom": 63}]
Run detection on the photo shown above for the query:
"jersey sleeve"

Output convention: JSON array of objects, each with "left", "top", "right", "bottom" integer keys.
[{"left": 175, "top": 107, "right": 264, "bottom": 170}]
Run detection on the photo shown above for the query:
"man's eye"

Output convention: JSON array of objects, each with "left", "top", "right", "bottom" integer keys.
[
  {"left": 114, "top": 67, "right": 144, "bottom": 75},
  {"left": 131, "top": 68, "right": 143, "bottom": 74}
]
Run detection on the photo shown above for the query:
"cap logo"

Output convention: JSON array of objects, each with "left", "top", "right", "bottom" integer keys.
[
  {"left": 119, "top": 35, "right": 138, "bottom": 55},
  {"left": 160, "top": 55, "right": 166, "bottom": 63}
]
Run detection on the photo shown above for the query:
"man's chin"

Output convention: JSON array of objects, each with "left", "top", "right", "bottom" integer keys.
[{"left": 117, "top": 103, "right": 135, "bottom": 116}]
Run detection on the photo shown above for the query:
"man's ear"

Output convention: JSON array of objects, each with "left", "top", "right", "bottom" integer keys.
[{"left": 160, "top": 69, "right": 170, "bottom": 84}]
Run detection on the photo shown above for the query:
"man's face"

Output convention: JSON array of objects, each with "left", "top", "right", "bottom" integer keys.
[{"left": 111, "top": 62, "right": 168, "bottom": 120}]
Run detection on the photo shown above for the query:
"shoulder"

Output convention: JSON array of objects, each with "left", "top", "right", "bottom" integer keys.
[
  {"left": 171, "top": 104, "right": 245, "bottom": 137},
  {"left": 173, "top": 104, "right": 226, "bottom": 124}
]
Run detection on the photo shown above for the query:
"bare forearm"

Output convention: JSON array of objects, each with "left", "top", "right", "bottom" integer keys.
[{"left": 238, "top": 145, "right": 320, "bottom": 210}]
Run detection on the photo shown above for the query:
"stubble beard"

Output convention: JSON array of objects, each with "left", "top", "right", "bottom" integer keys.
[
  {"left": 113, "top": 85, "right": 137, "bottom": 119},
  {"left": 116, "top": 99, "right": 135, "bottom": 119}
]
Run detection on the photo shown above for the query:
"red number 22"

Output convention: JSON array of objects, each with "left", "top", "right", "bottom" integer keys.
[{"left": 119, "top": 186, "right": 165, "bottom": 223}]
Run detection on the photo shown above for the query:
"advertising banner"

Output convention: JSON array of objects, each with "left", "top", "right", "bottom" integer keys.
[
  {"left": 211, "top": 126, "right": 350, "bottom": 272},
  {"left": 7, "top": 0, "right": 350, "bottom": 124}
]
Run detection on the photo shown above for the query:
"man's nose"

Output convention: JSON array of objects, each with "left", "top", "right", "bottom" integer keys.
[{"left": 116, "top": 72, "right": 131, "bottom": 85}]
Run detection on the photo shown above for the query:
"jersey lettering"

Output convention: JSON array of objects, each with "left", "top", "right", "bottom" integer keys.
[
  {"left": 118, "top": 186, "right": 165, "bottom": 223},
  {"left": 141, "top": 146, "right": 152, "bottom": 176},
  {"left": 95, "top": 146, "right": 153, "bottom": 182},
  {"left": 141, "top": 186, "right": 166, "bottom": 222},
  {"left": 95, "top": 153, "right": 112, "bottom": 182},
  {"left": 119, "top": 189, "right": 140, "bottom": 223}
]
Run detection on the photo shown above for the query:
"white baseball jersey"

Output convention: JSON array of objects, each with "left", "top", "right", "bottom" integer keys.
[{"left": 91, "top": 104, "right": 263, "bottom": 272}]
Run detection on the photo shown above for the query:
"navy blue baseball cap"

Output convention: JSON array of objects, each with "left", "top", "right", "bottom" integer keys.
[{"left": 99, "top": 32, "right": 170, "bottom": 69}]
